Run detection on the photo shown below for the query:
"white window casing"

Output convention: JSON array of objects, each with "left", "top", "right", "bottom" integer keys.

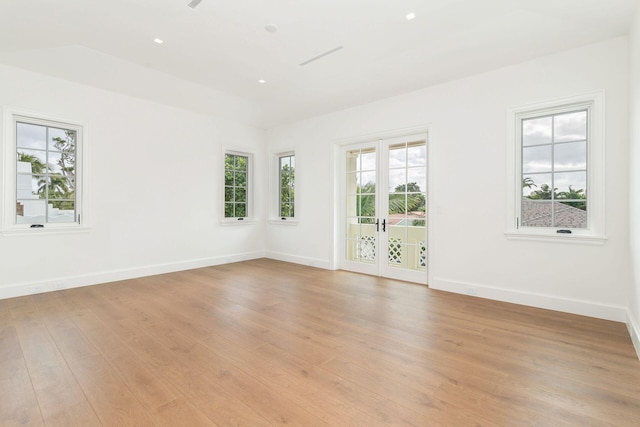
[
  {"left": 505, "top": 92, "right": 606, "bottom": 244},
  {"left": 2, "top": 108, "right": 88, "bottom": 235},
  {"left": 222, "top": 149, "right": 253, "bottom": 223}
]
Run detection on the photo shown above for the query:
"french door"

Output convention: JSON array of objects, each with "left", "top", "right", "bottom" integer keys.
[{"left": 340, "top": 133, "right": 428, "bottom": 283}]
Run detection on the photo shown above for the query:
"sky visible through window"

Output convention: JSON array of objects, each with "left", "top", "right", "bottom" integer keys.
[{"left": 522, "top": 110, "right": 587, "bottom": 197}]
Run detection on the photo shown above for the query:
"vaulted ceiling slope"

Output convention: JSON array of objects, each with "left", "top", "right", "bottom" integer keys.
[{"left": 1, "top": 0, "right": 637, "bottom": 128}]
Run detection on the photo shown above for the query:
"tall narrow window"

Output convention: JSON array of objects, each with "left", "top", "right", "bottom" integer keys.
[
  {"left": 278, "top": 154, "right": 295, "bottom": 218},
  {"left": 8, "top": 114, "right": 83, "bottom": 228},
  {"left": 224, "top": 152, "right": 250, "bottom": 219}
]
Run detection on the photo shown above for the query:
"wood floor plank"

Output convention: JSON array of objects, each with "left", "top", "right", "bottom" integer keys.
[
  {"left": 68, "top": 354, "right": 155, "bottom": 426},
  {"left": 2, "top": 259, "right": 640, "bottom": 426},
  {"left": 0, "top": 357, "right": 44, "bottom": 427},
  {"left": 9, "top": 297, "right": 102, "bottom": 427}
]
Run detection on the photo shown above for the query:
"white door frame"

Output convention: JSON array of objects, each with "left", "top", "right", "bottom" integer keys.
[{"left": 336, "top": 127, "right": 432, "bottom": 285}]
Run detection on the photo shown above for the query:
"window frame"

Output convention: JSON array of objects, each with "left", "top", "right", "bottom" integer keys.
[
  {"left": 275, "top": 151, "right": 296, "bottom": 222},
  {"left": 222, "top": 149, "right": 253, "bottom": 223},
  {"left": 269, "top": 150, "right": 298, "bottom": 224},
  {"left": 2, "top": 108, "right": 88, "bottom": 235},
  {"left": 505, "top": 93, "right": 606, "bottom": 244}
]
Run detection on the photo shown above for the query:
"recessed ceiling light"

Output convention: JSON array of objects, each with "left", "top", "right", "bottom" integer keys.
[
  {"left": 153, "top": 38, "right": 164, "bottom": 44},
  {"left": 258, "top": 79, "right": 266, "bottom": 84},
  {"left": 406, "top": 12, "right": 416, "bottom": 20}
]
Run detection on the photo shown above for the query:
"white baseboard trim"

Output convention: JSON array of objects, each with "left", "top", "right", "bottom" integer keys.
[
  {"left": 0, "top": 250, "right": 265, "bottom": 300},
  {"left": 627, "top": 310, "right": 640, "bottom": 362},
  {"left": 265, "top": 251, "right": 334, "bottom": 270},
  {"left": 430, "top": 277, "right": 628, "bottom": 323}
]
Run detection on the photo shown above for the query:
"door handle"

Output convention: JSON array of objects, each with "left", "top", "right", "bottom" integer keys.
[
  {"left": 382, "top": 219, "right": 386, "bottom": 232},
  {"left": 376, "top": 219, "right": 380, "bottom": 232}
]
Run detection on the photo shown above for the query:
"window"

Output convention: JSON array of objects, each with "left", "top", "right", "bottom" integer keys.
[
  {"left": 278, "top": 153, "right": 295, "bottom": 218},
  {"left": 507, "top": 93, "right": 605, "bottom": 243},
  {"left": 224, "top": 151, "right": 251, "bottom": 220},
  {"left": 3, "top": 110, "right": 84, "bottom": 231}
]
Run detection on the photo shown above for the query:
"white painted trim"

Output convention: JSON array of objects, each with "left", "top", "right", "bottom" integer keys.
[
  {"left": 430, "top": 276, "right": 627, "bottom": 322},
  {"left": 0, "top": 251, "right": 265, "bottom": 300},
  {"left": 505, "top": 91, "right": 606, "bottom": 240},
  {"left": 504, "top": 231, "right": 607, "bottom": 245},
  {"left": 3, "top": 106, "right": 89, "bottom": 232},
  {"left": 269, "top": 149, "right": 297, "bottom": 222},
  {"left": 627, "top": 310, "right": 640, "bottom": 362},
  {"left": 265, "top": 250, "right": 334, "bottom": 270}
]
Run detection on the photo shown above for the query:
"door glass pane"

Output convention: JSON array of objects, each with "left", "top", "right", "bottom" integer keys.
[
  {"left": 346, "top": 148, "right": 376, "bottom": 264},
  {"left": 407, "top": 143, "right": 426, "bottom": 166},
  {"left": 387, "top": 141, "right": 427, "bottom": 272}
]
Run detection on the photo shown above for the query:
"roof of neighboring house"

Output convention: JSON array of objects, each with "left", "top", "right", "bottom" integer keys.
[
  {"left": 388, "top": 212, "right": 425, "bottom": 226},
  {"left": 522, "top": 199, "right": 586, "bottom": 228}
]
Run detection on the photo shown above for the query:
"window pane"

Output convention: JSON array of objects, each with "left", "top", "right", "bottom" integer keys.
[
  {"left": 521, "top": 199, "right": 553, "bottom": 227},
  {"left": 235, "top": 203, "right": 246, "bottom": 217},
  {"left": 554, "top": 111, "right": 586, "bottom": 142},
  {"left": 554, "top": 141, "right": 586, "bottom": 171},
  {"left": 555, "top": 202, "right": 587, "bottom": 228},
  {"left": 235, "top": 187, "right": 246, "bottom": 202},
  {"left": 224, "top": 170, "right": 234, "bottom": 186},
  {"left": 30, "top": 175, "right": 47, "bottom": 198},
  {"left": 522, "top": 173, "right": 552, "bottom": 198},
  {"left": 49, "top": 201, "right": 75, "bottom": 223},
  {"left": 523, "top": 117, "right": 552, "bottom": 146},
  {"left": 388, "top": 169, "right": 405, "bottom": 192},
  {"left": 224, "top": 203, "right": 234, "bottom": 217},
  {"left": 235, "top": 172, "right": 246, "bottom": 186},
  {"left": 523, "top": 145, "right": 552, "bottom": 173},
  {"left": 17, "top": 149, "right": 47, "bottom": 174},
  {"left": 359, "top": 171, "right": 376, "bottom": 189},
  {"left": 407, "top": 167, "right": 426, "bottom": 192},
  {"left": 48, "top": 128, "right": 76, "bottom": 152},
  {"left": 389, "top": 193, "right": 407, "bottom": 215},
  {"left": 358, "top": 193, "right": 375, "bottom": 217},
  {"left": 389, "top": 145, "right": 406, "bottom": 168},
  {"left": 554, "top": 171, "right": 587, "bottom": 197},
  {"left": 16, "top": 122, "right": 46, "bottom": 149},
  {"left": 359, "top": 151, "right": 376, "bottom": 172},
  {"left": 235, "top": 155, "right": 247, "bottom": 170},
  {"left": 16, "top": 199, "right": 46, "bottom": 224},
  {"left": 224, "top": 186, "right": 233, "bottom": 202},
  {"left": 346, "top": 151, "right": 359, "bottom": 173},
  {"left": 279, "top": 156, "right": 290, "bottom": 169},
  {"left": 407, "top": 143, "right": 426, "bottom": 166}
]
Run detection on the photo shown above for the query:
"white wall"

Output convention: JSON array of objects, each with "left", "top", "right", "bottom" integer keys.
[
  {"left": 629, "top": 4, "right": 640, "bottom": 354},
  {"left": 266, "top": 37, "right": 632, "bottom": 322},
  {"left": 0, "top": 64, "right": 266, "bottom": 298}
]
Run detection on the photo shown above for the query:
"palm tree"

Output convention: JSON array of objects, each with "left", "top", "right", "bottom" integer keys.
[
  {"left": 522, "top": 177, "right": 537, "bottom": 189},
  {"left": 17, "top": 152, "right": 47, "bottom": 174},
  {"left": 356, "top": 182, "right": 376, "bottom": 217},
  {"left": 556, "top": 186, "right": 586, "bottom": 210}
]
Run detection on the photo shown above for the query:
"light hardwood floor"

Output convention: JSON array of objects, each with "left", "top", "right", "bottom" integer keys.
[{"left": 1, "top": 258, "right": 640, "bottom": 426}]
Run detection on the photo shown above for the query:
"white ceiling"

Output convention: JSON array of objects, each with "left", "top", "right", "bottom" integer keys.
[{"left": 0, "top": 0, "right": 637, "bottom": 128}]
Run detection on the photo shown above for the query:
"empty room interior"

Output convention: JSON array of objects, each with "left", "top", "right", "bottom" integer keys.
[{"left": 2, "top": 0, "right": 640, "bottom": 425}]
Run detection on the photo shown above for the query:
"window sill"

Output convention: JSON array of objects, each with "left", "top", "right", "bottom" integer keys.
[
  {"left": 505, "top": 231, "right": 607, "bottom": 245},
  {"left": 220, "top": 219, "right": 257, "bottom": 226},
  {"left": 267, "top": 219, "right": 298, "bottom": 226},
  {"left": 1, "top": 225, "right": 91, "bottom": 237}
]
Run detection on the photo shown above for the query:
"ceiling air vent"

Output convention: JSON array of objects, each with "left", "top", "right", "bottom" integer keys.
[{"left": 299, "top": 46, "right": 344, "bottom": 67}]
